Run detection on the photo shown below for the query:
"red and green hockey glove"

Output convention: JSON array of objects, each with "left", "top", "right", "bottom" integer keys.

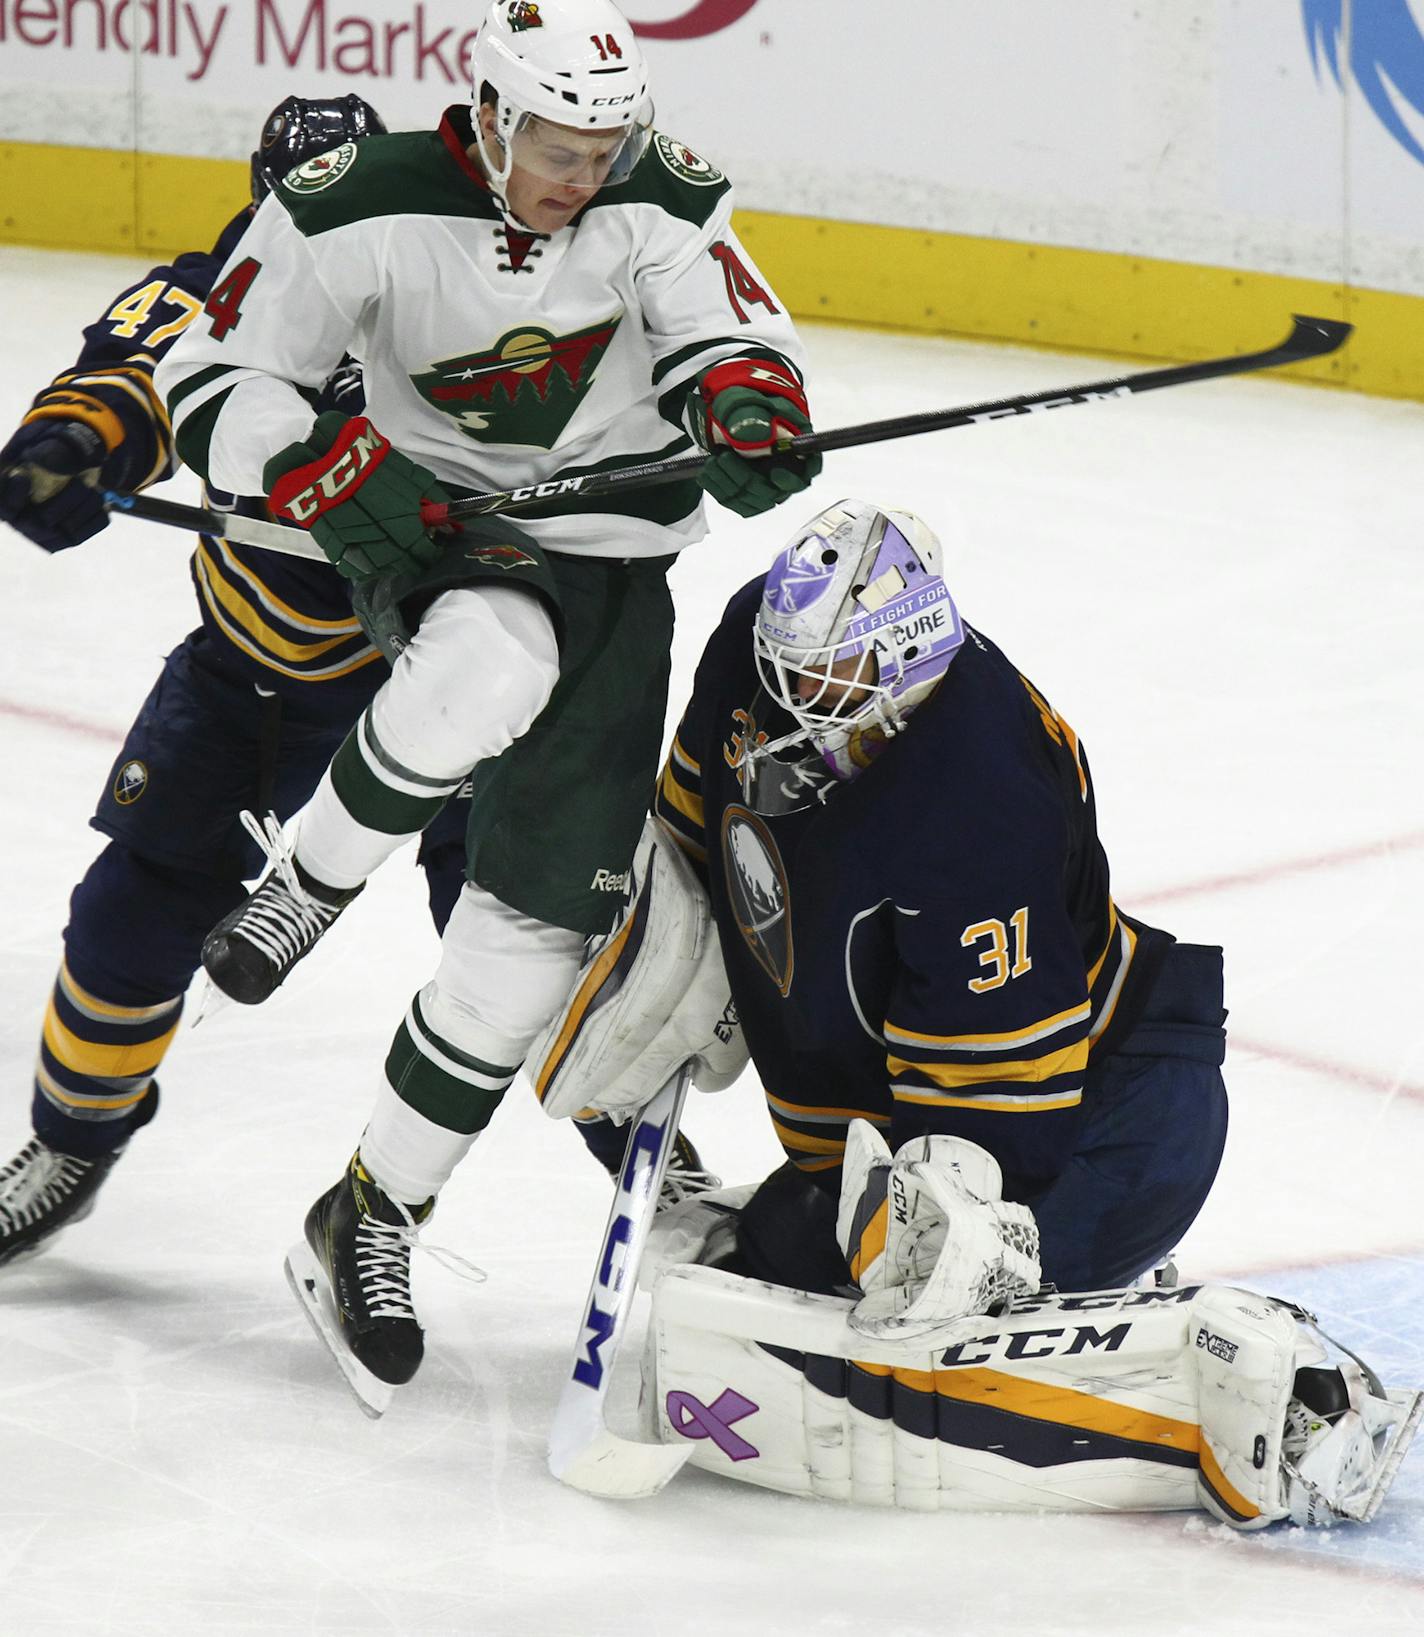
[
  {"left": 689, "top": 358, "right": 822, "bottom": 519},
  {"left": 264, "top": 410, "right": 451, "bottom": 583}
]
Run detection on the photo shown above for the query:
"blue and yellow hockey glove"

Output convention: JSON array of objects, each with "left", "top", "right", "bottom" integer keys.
[
  {"left": 689, "top": 358, "right": 822, "bottom": 519},
  {"left": 264, "top": 410, "right": 451, "bottom": 583},
  {"left": 0, "top": 419, "right": 110, "bottom": 552}
]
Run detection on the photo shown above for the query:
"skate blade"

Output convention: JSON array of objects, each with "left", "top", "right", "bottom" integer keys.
[
  {"left": 284, "top": 1242, "right": 394, "bottom": 1420},
  {"left": 188, "top": 978, "right": 232, "bottom": 1030}
]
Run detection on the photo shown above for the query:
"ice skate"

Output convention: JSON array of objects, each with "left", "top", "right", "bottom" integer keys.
[
  {"left": 656, "top": 1131, "right": 721, "bottom": 1210},
  {"left": 202, "top": 811, "right": 361, "bottom": 1005},
  {"left": 0, "top": 1137, "right": 123, "bottom": 1267},
  {"left": 285, "top": 1153, "right": 433, "bottom": 1418}
]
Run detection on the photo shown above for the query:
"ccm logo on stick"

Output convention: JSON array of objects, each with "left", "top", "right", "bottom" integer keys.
[{"left": 572, "top": 1119, "right": 666, "bottom": 1388}]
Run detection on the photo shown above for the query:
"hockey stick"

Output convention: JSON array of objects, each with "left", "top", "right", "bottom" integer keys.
[
  {"left": 101, "top": 313, "right": 1350, "bottom": 556},
  {"left": 548, "top": 1062, "right": 696, "bottom": 1499}
]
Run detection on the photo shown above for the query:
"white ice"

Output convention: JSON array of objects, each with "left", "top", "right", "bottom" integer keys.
[{"left": 1, "top": 245, "right": 1422, "bottom": 1635}]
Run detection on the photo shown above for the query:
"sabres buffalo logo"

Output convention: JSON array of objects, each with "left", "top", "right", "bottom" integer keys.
[
  {"left": 507, "top": 2, "right": 543, "bottom": 31},
  {"left": 112, "top": 759, "right": 148, "bottom": 806},
  {"left": 722, "top": 805, "right": 792, "bottom": 995},
  {"left": 411, "top": 317, "right": 623, "bottom": 449}
]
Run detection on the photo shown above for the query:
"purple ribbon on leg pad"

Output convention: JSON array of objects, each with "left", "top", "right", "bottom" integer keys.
[{"left": 666, "top": 1389, "right": 760, "bottom": 1461}]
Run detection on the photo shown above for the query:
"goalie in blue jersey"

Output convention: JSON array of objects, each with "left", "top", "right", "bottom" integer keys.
[{"left": 530, "top": 497, "right": 1420, "bottom": 1524}]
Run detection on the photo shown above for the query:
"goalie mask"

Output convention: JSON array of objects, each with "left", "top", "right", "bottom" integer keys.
[
  {"left": 748, "top": 500, "right": 966, "bottom": 792},
  {"left": 470, "top": 0, "right": 654, "bottom": 224}
]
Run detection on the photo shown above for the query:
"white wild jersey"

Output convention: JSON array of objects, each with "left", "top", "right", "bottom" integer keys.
[{"left": 157, "top": 109, "right": 807, "bottom": 561}]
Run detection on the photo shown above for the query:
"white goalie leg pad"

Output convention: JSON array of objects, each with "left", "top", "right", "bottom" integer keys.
[
  {"left": 836, "top": 1121, "right": 1041, "bottom": 1342},
  {"left": 642, "top": 1267, "right": 1423, "bottom": 1523},
  {"left": 528, "top": 816, "right": 748, "bottom": 1121},
  {"left": 1190, "top": 1284, "right": 1424, "bottom": 1529},
  {"left": 643, "top": 1267, "right": 1208, "bottom": 1511}
]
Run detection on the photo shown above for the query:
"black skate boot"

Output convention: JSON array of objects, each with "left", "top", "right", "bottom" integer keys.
[
  {"left": 203, "top": 811, "right": 361, "bottom": 1005},
  {"left": 580, "top": 1114, "right": 721, "bottom": 1211},
  {"left": 0, "top": 1137, "right": 123, "bottom": 1267},
  {"left": 285, "top": 1153, "right": 433, "bottom": 1417}
]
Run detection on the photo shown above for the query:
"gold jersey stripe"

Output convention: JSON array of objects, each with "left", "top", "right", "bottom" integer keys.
[
  {"left": 1086, "top": 901, "right": 1120, "bottom": 990},
  {"left": 887, "top": 1038, "right": 1088, "bottom": 1088},
  {"left": 194, "top": 544, "right": 363, "bottom": 661},
  {"left": 884, "top": 1001, "right": 1091, "bottom": 1053},
  {"left": 670, "top": 734, "right": 701, "bottom": 776},
  {"left": 764, "top": 1089, "right": 889, "bottom": 1125},
  {"left": 658, "top": 761, "right": 705, "bottom": 828},
  {"left": 891, "top": 1085, "right": 1083, "bottom": 1114},
  {"left": 770, "top": 1117, "right": 847, "bottom": 1157},
  {"left": 1089, "top": 920, "right": 1139, "bottom": 1044},
  {"left": 207, "top": 535, "right": 366, "bottom": 633},
  {"left": 193, "top": 552, "right": 383, "bottom": 681}
]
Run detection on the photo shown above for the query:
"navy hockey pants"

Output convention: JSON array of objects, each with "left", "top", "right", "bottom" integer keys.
[
  {"left": 736, "top": 942, "right": 1229, "bottom": 1296},
  {"left": 33, "top": 630, "right": 467, "bottom": 1155}
]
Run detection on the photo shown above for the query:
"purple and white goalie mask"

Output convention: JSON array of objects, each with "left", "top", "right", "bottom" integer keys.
[{"left": 751, "top": 500, "right": 965, "bottom": 785}]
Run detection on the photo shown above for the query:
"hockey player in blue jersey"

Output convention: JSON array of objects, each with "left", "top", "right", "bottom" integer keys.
[
  {"left": 0, "top": 93, "right": 701, "bottom": 1267},
  {"left": 642, "top": 496, "right": 1230, "bottom": 1301},
  {"left": 530, "top": 501, "right": 1423, "bottom": 1526}
]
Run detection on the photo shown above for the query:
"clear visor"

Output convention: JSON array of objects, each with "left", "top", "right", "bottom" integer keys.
[{"left": 506, "top": 107, "right": 651, "bottom": 190}]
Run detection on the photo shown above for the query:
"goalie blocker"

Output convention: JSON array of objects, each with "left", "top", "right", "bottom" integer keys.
[{"left": 636, "top": 1229, "right": 1422, "bottom": 1525}]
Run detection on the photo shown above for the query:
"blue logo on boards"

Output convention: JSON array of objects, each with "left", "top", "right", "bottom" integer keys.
[{"left": 1303, "top": 0, "right": 1424, "bottom": 165}]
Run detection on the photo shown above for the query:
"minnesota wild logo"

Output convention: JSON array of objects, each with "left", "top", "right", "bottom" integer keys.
[
  {"left": 507, "top": 2, "right": 543, "bottom": 30},
  {"left": 411, "top": 317, "right": 623, "bottom": 449}
]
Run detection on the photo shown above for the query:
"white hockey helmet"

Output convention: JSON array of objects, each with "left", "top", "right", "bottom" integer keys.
[
  {"left": 750, "top": 499, "right": 966, "bottom": 786},
  {"left": 470, "top": 0, "right": 653, "bottom": 215}
]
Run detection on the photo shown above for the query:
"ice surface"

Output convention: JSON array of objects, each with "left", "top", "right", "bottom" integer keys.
[{"left": 1, "top": 245, "right": 1421, "bottom": 1634}]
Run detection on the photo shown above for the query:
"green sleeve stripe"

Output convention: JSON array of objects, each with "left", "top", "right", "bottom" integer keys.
[
  {"left": 650, "top": 337, "right": 757, "bottom": 388},
  {"left": 166, "top": 362, "right": 238, "bottom": 415},
  {"left": 171, "top": 382, "right": 239, "bottom": 482}
]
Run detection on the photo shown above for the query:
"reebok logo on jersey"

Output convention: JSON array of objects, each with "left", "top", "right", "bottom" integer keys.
[
  {"left": 591, "top": 868, "right": 630, "bottom": 892},
  {"left": 269, "top": 420, "right": 389, "bottom": 526}
]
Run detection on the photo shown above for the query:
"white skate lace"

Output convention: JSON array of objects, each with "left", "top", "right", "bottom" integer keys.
[
  {"left": 235, "top": 810, "right": 343, "bottom": 967},
  {"left": 659, "top": 1162, "right": 722, "bottom": 1209},
  {"left": 0, "top": 1139, "right": 94, "bottom": 1228},
  {"left": 353, "top": 1198, "right": 486, "bottom": 1322}
]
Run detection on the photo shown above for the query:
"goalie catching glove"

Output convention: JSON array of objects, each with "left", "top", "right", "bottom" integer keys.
[
  {"left": 265, "top": 410, "right": 452, "bottom": 582},
  {"left": 689, "top": 358, "right": 822, "bottom": 518},
  {"left": 836, "top": 1120, "right": 1041, "bottom": 1340},
  {"left": 528, "top": 816, "right": 748, "bottom": 1121}
]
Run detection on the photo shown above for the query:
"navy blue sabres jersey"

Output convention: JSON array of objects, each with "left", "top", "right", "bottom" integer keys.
[
  {"left": 18, "top": 209, "right": 383, "bottom": 702},
  {"left": 656, "top": 579, "right": 1173, "bottom": 1204}
]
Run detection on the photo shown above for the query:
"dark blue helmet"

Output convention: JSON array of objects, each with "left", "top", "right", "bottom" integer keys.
[{"left": 251, "top": 94, "right": 387, "bottom": 205}]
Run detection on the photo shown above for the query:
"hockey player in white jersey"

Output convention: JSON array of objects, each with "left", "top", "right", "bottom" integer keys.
[{"left": 154, "top": 0, "right": 818, "bottom": 1407}]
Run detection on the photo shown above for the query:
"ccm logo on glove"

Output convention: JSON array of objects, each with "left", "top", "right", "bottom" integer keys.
[{"left": 269, "top": 417, "right": 391, "bottom": 526}]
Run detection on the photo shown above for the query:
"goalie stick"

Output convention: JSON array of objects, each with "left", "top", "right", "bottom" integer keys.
[
  {"left": 548, "top": 1062, "right": 696, "bottom": 1499},
  {"left": 102, "top": 313, "right": 1351, "bottom": 557}
]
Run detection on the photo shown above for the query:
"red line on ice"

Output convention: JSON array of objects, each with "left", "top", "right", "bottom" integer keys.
[
  {"left": 1131, "top": 828, "right": 1424, "bottom": 907},
  {"left": 0, "top": 696, "right": 123, "bottom": 745}
]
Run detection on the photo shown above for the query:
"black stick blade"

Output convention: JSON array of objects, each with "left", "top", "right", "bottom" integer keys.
[{"left": 1281, "top": 314, "right": 1353, "bottom": 361}]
